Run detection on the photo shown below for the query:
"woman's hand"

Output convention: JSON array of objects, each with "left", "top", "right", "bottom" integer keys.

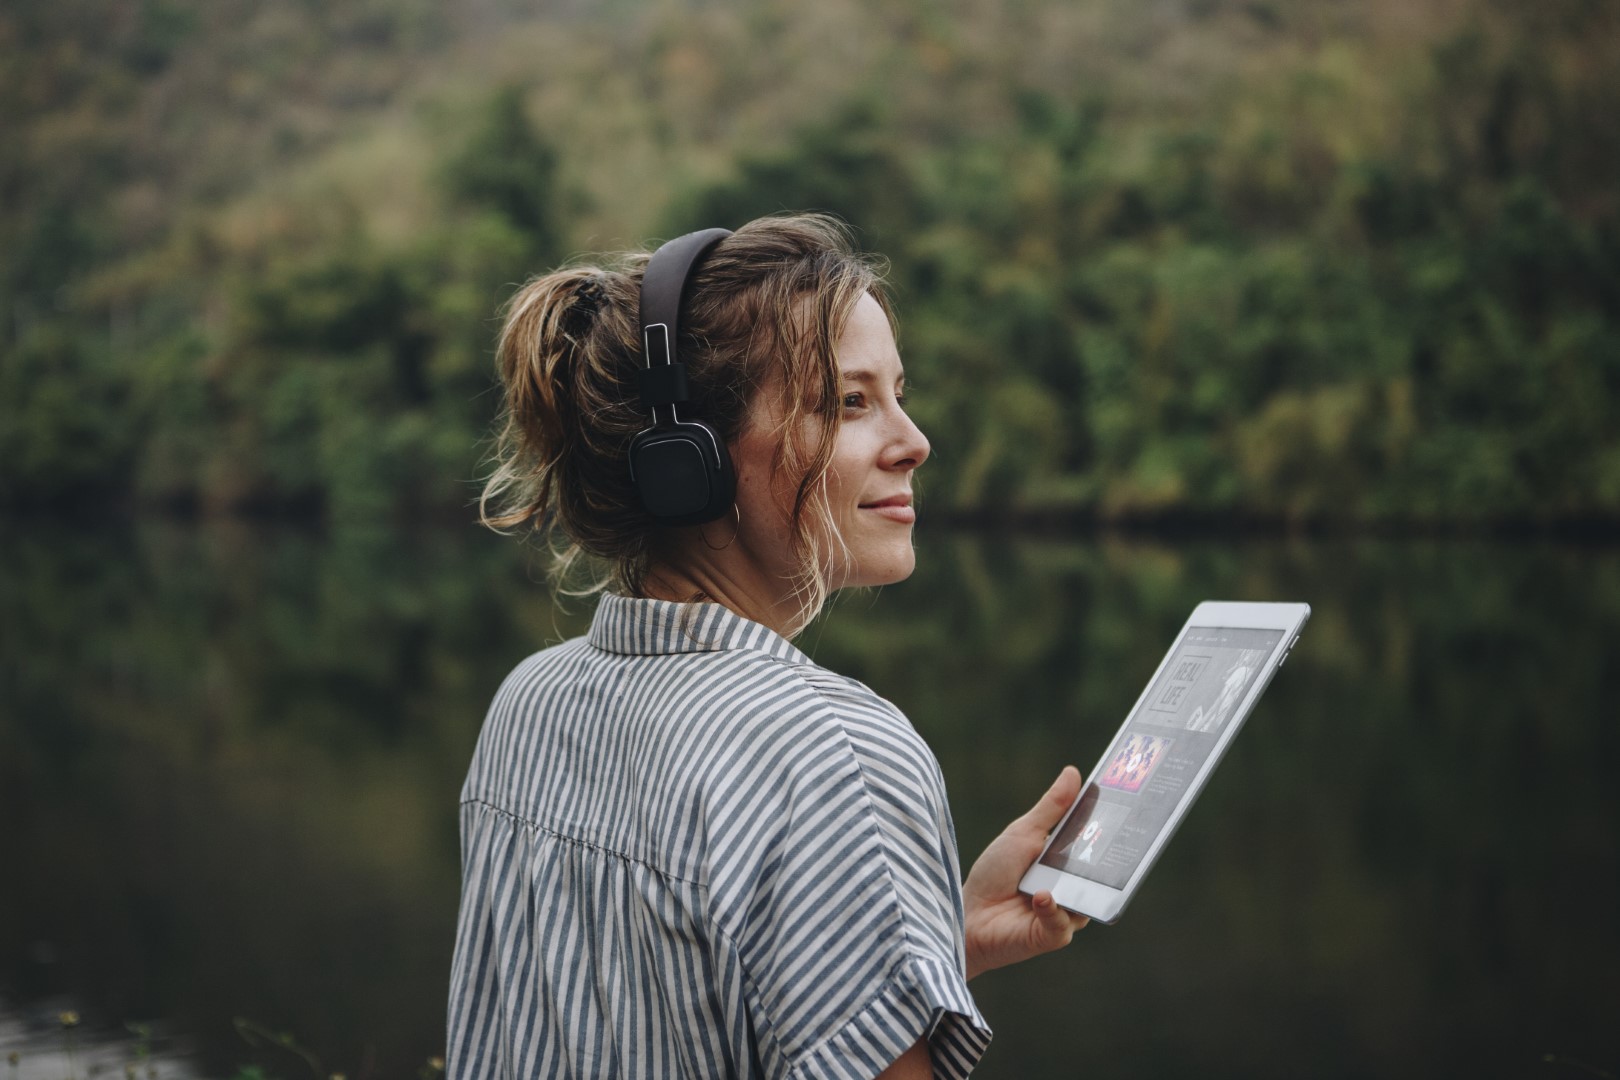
[{"left": 962, "top": 766, "right": 1091, "bottom": 980}]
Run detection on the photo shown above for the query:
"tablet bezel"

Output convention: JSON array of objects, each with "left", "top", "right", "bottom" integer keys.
[{"left": 1019, "top": 600, "right": 1310, "bottom": 924}]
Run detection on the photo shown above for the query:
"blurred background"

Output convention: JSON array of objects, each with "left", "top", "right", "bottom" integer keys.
[{"left": 2, "top": 0, "right": 1617, "bottom": 1077}]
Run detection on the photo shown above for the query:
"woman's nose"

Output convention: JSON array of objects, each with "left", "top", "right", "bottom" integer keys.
[{"left": 886, "top": 409, "right": 930, "bottom": 470}]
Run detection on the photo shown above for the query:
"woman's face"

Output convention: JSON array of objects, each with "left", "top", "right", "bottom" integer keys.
[{"left": 731, "top": 292, "right": 930, "bottom": 592}]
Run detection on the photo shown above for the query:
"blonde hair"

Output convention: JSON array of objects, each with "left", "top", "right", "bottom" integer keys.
[{"left": 479, "top": 213, "right": 891, "bottom": 628}]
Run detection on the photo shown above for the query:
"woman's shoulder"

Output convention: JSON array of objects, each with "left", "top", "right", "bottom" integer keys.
[
  {"left": 485, "top": 634, "right": 594, "bottom": 707},
  {"left": 723, "top": 651, "right": 925, "bottom": 747},
  {"left": 793, "top": 666, "right": 942, "bottom": 775},
  {"left": 471, "top": 620, "right": 945, "bottom": 819},
  {"left": 696, "top": 654, "right": 946, "bottom": 816},
  {"left": 792, "top": 664, "right": 913, "bottom": 726}
]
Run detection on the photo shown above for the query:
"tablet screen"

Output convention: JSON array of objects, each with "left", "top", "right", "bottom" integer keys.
[{"left": 1039, "top": 626, "right": 1285, "bottom": 889}]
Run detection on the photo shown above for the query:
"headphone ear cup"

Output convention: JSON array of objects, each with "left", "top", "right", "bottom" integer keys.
[{"left": 631, "top": 421, "right": 735, "bottom": 526}]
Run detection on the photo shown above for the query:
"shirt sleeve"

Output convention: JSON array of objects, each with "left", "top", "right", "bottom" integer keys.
[
  {"left": 446, "top": 800, "right": 514, "bottom": 1080},
  {"left": 704, "top": 668, "right": 992, "bottom": 1079}
]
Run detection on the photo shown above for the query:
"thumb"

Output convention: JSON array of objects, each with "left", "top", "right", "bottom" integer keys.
[
  {"left": 1020, "top": 766, "right": 1082, "bottom": 835},
  {"left": 1031, "top": 891, "right": 1078, "bottom": 947}
]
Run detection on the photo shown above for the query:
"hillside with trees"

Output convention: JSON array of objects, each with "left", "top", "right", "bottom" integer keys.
[{"left": 4, "top": 0, "right": 1617, "bottom": 529}]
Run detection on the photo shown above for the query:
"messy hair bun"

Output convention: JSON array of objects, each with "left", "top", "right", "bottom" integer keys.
[{"left": 479, "top": 213, "right": 890, "bottom": 607}]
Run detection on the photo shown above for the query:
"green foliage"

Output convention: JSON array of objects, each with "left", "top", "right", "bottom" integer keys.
[
  {"left": 3, "top": 0, "right": 1617, "bottom": 527},
  {"left": 0, "top": 325, "right": 136, "bottom": 507},
  {"left": 439, "top": 85, "right": 565, "bottom": 272},
  {"left": 663, "top": 102, "right": 927, "bottom": 256}
]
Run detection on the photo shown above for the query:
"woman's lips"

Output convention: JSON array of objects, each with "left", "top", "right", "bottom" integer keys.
[{"left": 859, "top": 497, "right": 915, "bottom": 524}]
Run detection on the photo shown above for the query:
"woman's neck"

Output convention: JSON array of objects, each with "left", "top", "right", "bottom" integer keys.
[{"left": 641, "top": 553, "right": 812, "bottom": 639}]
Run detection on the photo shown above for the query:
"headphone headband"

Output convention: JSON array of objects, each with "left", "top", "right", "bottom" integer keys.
[{"left": 638, "top": 228, "right": 732, "bottom": 413}]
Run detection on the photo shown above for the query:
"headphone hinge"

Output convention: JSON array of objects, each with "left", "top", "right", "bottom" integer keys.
[{"left": 638, "top": 364, "right": 691, "bottom": 409}]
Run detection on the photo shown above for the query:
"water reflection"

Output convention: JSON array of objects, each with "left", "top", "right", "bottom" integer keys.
[{"left": 1, "top": 522, "right": 1615, "bottom": 1078}]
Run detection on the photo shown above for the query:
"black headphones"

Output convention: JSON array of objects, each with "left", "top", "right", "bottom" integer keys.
[{"left": 629, "top": 228, "right": 737, "bottom": 525}]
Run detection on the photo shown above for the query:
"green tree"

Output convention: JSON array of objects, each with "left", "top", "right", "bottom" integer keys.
[{"left": 440, "top": 85, "right": 565, "bottom": 269}]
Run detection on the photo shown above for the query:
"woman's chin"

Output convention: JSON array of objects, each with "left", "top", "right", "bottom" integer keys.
[{"left": 832, "top": 547, "right": 917, "bottom": 591}]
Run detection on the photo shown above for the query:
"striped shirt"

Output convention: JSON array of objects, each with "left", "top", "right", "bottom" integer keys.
[{"left": 448, "top": 594, "right": 991, "bottom": 1078}]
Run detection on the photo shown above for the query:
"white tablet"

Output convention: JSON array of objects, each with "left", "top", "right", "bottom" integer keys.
[{"left": 1019, "top": 600, "right": 1310, "bottom": 924}]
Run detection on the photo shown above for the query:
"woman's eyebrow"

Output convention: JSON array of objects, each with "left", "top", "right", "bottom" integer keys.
[{"left": 839, "top": 369, "right": 907, "bottom": 387}]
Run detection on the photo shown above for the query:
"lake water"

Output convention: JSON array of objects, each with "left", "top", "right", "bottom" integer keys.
[{"left": 2, "top": 521, "right": 1616, "bottom": 1079}]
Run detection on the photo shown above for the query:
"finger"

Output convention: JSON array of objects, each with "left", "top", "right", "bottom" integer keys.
[
  {"left": 1031, "top": 891, "right": 1077, "bottom": 946},
  {"left": 1020, "top": 766, "right": 1083, "bottom": 834}
]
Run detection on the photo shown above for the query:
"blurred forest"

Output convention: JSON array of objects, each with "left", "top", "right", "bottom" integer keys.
[{"left": 3, "top": 0, "right": 1618, "bottom": 529}]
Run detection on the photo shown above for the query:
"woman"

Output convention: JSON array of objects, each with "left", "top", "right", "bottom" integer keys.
[{"left": 449, "top": 214, "right": 1087, "bottom": 1079}]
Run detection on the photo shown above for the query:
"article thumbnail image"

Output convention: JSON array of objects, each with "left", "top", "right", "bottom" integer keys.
[
  {"left": 1097, "top": 732, "right": 1172, "bottom": 794},
  {"left": 1185, "top": 647, "right": 1269, "bottom": 733},
  {"left": 1055, "top": 799, "right": 1132, "bottom": 873}
]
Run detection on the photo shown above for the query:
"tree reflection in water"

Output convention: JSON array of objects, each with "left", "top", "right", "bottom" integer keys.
[{"left": 1, "top": 522, "right": 1615, "bottom": 1078}]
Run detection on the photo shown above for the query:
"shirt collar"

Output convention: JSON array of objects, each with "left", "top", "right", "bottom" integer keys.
[{"left": 587, "top": 594, "right": 812, "bottom": 665}]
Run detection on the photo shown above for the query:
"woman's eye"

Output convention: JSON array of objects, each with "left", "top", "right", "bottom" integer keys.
[{"left": 842, "top": 392, "right": 864, "bottom": 410}]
